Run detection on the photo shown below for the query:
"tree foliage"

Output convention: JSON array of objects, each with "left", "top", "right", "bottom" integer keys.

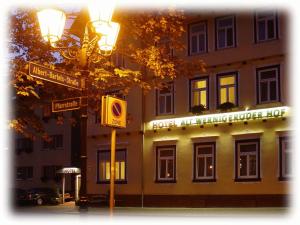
[{"left": 9, "top": 7, "right": 206, "bottom": 139}]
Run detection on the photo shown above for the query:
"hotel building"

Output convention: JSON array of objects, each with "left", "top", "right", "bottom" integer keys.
[{"left": 86, "top": 10, "right": 291, "bottom": 207}]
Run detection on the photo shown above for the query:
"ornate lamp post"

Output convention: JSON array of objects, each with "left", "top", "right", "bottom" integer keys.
[{"left": 37, "top": 2, "right": 120, "bottom": 208}]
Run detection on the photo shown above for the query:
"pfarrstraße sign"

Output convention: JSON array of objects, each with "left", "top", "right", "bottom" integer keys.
[
  {"left": 29, "top": 62, "right": 84, "bottom": 90},
  {"left": 52, "top": 97, "right": 81, "bottom": 112}
]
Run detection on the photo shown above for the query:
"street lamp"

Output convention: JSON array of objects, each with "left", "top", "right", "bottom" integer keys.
[{"left": 37, "top": 3, "right": 120, "bottom": 209}]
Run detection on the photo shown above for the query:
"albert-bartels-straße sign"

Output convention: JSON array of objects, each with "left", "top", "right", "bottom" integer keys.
[{"left": 29, "top": 62, "right": 84, "bottom": 90}]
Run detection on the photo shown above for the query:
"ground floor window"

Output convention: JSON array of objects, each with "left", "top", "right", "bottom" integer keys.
[
  {"left": 279, "top": 137, "right": 291, "bottom": 180},
  {"left": 235, "top": 139, "right": 261, "bottom": 181},
  {"left": 156, "top": 145, "right": 176, "bottom": 183},
  {"left": 16, "top": 166, "right": 33, "bottom": 180},
  {"left": 97, "top": 149, "right": 127, "bottom": 184},
  {"left": 193, "top": 142, "right": 216, "bottom": 182}
]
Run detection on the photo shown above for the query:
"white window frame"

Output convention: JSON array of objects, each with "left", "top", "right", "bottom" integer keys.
[
  {"left": 157, "top": 146, "right": 176, "bottom": 181},
  {"left": 237, "top": 141, "right": 259, "bottom": 179},
  {"left": 217, "top": 73, "right": 237, "bottom": 105},
  {"left": 190, "top": 77, "right": 208, "bottom": 109},
  {"left": 194, "top": 144, "right": 215, "bottom": 180},
  {"left": 255, "top": 11, "right": 277, "bottom": 42},
  {"left": 257, "top": 66, "right": 280, "bottom": 104},
  {"left": 216, "top": 16, "right": 235, "bottom": 49},
  {"left": 157, "top": 83, "right": 174, "bottom": 115},
  {"left": 280, "top": 137, "right": 291, "bottom": 179},
  {"left": 189, "top": 22, "right": 207, "bottom": 55}
]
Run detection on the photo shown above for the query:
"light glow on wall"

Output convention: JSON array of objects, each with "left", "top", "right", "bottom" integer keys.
[{"left": 149, "top": 106, "right": 290, "bottom": 130}]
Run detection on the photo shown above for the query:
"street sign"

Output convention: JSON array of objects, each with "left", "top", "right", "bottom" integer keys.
[
  {"left": 52, "top": 97, "right": 81, "bottom": 112},
  {"left": 101, "top": 95, "right": 127, "bottom": 128},
  {"left": 29, "top": 62, "right": 84, "bottom": 90}
]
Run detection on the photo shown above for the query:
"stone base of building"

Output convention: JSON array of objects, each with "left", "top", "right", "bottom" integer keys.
[{"left": 87, "top": 194, "right": 289, "bottom": 208}]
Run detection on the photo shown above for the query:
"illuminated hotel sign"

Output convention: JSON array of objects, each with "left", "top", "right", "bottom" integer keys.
[{"left": 150, "top": 106, "right": 289, "bottom": 130}]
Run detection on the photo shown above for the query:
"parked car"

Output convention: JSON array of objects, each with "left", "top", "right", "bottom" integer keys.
[{"left": 26, "top": 188, "right": 61, "bottom": 205}]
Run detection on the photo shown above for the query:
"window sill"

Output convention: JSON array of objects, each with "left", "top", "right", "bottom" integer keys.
[
  {"left": 193, "top": 178, "right": 216, "bottom": 183},
  {"left": 255, "top": 38, "right": 279, "bottom": 44},
  {"left": 97, "top": 180, "right": 127, "bottom": 184},
  {"left": 155, "top": 179, "right": 177, "bottom": 183},
  {"left": 234, "top": 178, "right": 261, "bottom": 182}
]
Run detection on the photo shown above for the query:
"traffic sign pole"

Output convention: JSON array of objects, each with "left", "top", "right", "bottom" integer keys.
[{"left": 110, "top": 128, "right": 116, "bottom": 216}]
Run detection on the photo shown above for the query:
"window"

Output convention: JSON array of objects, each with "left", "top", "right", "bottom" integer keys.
[
  {"left": 42, "top": 135, "right": 63, "bottom": 150},
  {"left": 257, "top": 65, "right": 280, "bottom": 104},
  {"left": 16, "top": 167, "right": 33, "bottom": 180},
  {"left": 189, "top": 77, "right": 209, "bottom": 110},
  {"left": 156, "top": 82, "right": 174, "bottom": 115},
  {"left": 16, "top": 138, "right": 33, "bottom": 153},
  {"left": 42, "top": 165, "right": 62, "bottom": 180},
  {"left": 217, "top": 72, "right": 238, "bottom": 107},
  {"left": 255, "top": 11, "right": 278, "bottom": 42},
  {"left": 193, "top": 142, "right": 216, "bottom": 182},
  {"left": 156, "top": 146, "right": 176, "bottom": 182},
  {"left": 216, "top": 15, "right": 236, "bottom": 49},
  {"left": 235, "top": 139, "right": 261, "bottom": 181},
  {"left": 188, "top": 21, "right": 207, "bottom": 55},
  {"left": 97, "top": 149, "right": 127, "bottom": 183},
  {"left": 279, "top": 137, "right": 291, "bottom": 180}
]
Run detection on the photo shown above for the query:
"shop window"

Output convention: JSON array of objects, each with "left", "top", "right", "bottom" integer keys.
[
  {"left": 193, "top": 142, "right": 216, "bottom": 182},
  {"left": 16, "top": 166, "right": 33, "bottom": 180},
  {"left": 97, "top": 149, "right": 127, "bottom": 183},
  {"left": 156, "top": 82, "right": 174, "bottom": 115},
  {"left": 235, "top": 139, "right": 261, "bottom": 181},
  {"left": 216, "top": 15, "right": 236, "bottom": 49},
  {"left": 189, "top": 77, "right": 209, "bottom": 110},
  {"left": 257, "top": 65, "right": 280, "bottom": 104},
  {"left": 279, "top": 137, "right": 291, "bottom": 180},
  {"left": 156, "top": 145, "right": 176, "bottom": 182},
  {"left": 42, "top": 135, "right": 63, "bottom": 150},
  {"left": 217, "top": 72, "right": 238, "bottom": 107},
  {"left": 188, "top": 21, "right": 207, "bottom": 55},
  {"left": 255, "top": 11, "right": 278, "bottom": 42}
]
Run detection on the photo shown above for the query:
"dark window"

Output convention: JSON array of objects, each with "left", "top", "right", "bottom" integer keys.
[
  {"left": 255, "top": 11, "right": 278, "bottom": 42},
  {"left": 16, "top": 138, "right": 33, "bottom": 153},
  {"left": 257, "top": 65, "right": 280, "bottom": 104},
  {"left": 279, "top": 137, "right": 291, "bottom": 180},
  {"left": 16, "top": 167, "right": 33, "bottom": 180},
  {"left": 156, "top": 82, "right": 174, "bottom": 115},
  {"left": 193, "top": 142, "right": 216, "bottom": 182},
  {"left": 97, "top": 149, "right": 127, "bottom": 183},
  {"left": 235, "top": 139, "right": 261, "bottom": 182},
  {"left": 216, "top": 15, "right": 236, "bottom": 49},
  {"left": 42, "top": 165, "right": 62, "bottom": 180},
  {"left": 42, "top": 135, "right": 63, "bottom": 150},
  {"left": 188, "top": 21, "right": 207, "bottom": 55},
  {"left": 156, "top": 145, "right": 176, "bottom": 183}
]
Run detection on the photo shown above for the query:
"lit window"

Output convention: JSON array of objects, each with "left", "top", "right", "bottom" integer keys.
[
  {"left": 156, "top": 146, "right": 176, "bottom": 182},
  {"left": 257, "top": 65, "right": 280, "bottom": 104},
  {"left": 193, "top": 142, "right": 216, "bottom": 181},
  {"left": 16, "top": 167, "right": 33, "bottom": 180},
  {"left": 157, "top": 83, "right": 174, "bottom": 115},
  {"left": 255, "top": 11, "right": 278, "bottom": 42},
  {"left": 217, "top": 72, "right": 238, "bottom": 106},
  {"left": 279, "top": 137, "right": 291, "bottom": 180},
  {"left": 188, "top": 21, "right": 207, "bottom": 55},
  {"left": 97, "top": 149, "right": 127, "bottom": 183},
  {"left": 235, "top": 139, "right": 261, "bottom": 181},
  {"left": 190, "top": 77, "right": 209, "bottom": 110},
  {"left": 216, "top": 15, "right": 236, "bottom": 49}
]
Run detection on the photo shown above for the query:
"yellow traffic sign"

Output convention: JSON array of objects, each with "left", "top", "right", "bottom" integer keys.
[{"left": 101, "top": 95, "right": 127, "bottom": 128}]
